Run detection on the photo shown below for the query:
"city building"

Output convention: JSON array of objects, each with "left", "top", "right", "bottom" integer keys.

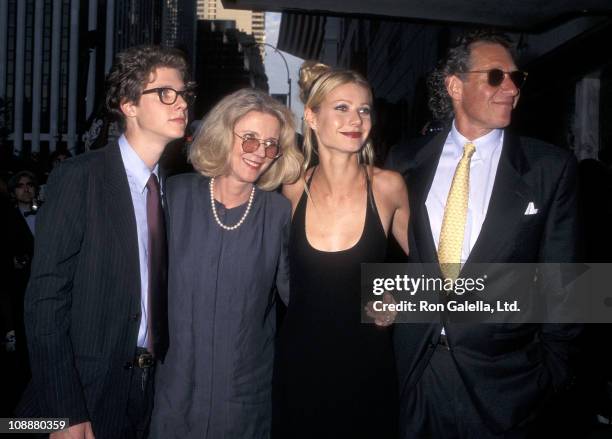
[
  {"left": 0, "top": 0, "right": 196, "bottom": 162},
  {"left": 194, "top": 19, "right": 267, "bottom": 117},
  {"left": 196, "top": 0, "right": 265, "bottom": 46},
  {"left": 162, "top": 0, "right": 196, "bottom": 61}
]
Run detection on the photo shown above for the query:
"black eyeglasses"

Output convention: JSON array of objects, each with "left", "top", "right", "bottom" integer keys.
[
  {"left": 141, "top": 87, "right": 196, "bottom": 105},
  {"left": 234, "top": 132, "right": 281, "bottom": 159},
  {"left": 461, "top": 69, "right": 528, "bottom": 89}
]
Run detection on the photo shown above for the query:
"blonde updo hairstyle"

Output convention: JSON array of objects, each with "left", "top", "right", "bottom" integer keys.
[
  {"left": 189, "top": 88, "right": 303, "bottom": 191},
  {"left": 299, "top": 60, "right": 375, "bottom": 174}
]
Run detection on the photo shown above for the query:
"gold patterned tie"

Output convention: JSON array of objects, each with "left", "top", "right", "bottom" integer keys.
[{"left": 438, "top": 142, "right": 476, "bottom": 280}]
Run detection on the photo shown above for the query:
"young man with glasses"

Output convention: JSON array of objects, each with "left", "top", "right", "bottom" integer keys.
[
  {"left": 387, "top": 30, "right": 580, "bottom": 438},
  {"left": 18, "top": 45, "right": 193, "bottom": 439}
]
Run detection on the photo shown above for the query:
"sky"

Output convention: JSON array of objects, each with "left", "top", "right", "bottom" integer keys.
[{"left": 264, "top": 12, "right": 305, "bottom": 129}]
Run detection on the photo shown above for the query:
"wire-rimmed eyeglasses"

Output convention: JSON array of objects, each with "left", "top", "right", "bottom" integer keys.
[{"left": 234, "top": 132, "right": 281, "bottom": 159}]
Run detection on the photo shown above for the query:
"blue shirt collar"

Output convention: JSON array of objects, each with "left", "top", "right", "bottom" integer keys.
[{"left": 118, "top": 134, "right": 159, "bottom": 194}]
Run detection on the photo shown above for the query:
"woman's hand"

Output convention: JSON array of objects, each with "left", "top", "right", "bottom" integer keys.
[{"left": 365, "top": 292, "right": 398, "bottom": 327}]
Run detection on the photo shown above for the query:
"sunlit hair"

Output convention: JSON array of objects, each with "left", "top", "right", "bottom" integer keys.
[
  {"left": 428, "top": 29, "right": 513, "bottom": 121},
  {"left": 189, "top": 88, "right": 303, "bottom": 191},
  {"left": 298, "top": 61, "right": 375, "bottom": 174}
]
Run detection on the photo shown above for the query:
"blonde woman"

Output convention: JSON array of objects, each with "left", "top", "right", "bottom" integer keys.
[
  {"left": 273, "top": 63, "right": 409, "bottom": 438},
  {"left": 150, "top": 88, "right": 302, "bottom": 439}
]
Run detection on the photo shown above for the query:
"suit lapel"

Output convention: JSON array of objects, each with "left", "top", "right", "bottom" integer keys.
[
  {"left": 104, "top": 142, "right": 140, "bottom": 292},
  {"left": 11, "top": 208, "right": 34, "bottom": 256},
  {"left": 14, "top": 208, "right": 34, "bottom": 240},
  {"left": 467, "top": 131, "right": 530, "bottom": 263},
  {"left": 409, "top": 130, "right": 448, "bottom": 264},
  {"left": 159, "top": 168, "right": 169, "bottom": 209}
]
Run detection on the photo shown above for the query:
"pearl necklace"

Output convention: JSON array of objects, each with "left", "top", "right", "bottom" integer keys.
[{"left": 209, "top": 177, "right": 255, "bottom": 231}]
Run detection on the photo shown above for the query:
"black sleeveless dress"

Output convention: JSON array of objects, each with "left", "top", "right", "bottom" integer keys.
[{"left": 274, "top": 171, "right": 398, "bottom": 438}]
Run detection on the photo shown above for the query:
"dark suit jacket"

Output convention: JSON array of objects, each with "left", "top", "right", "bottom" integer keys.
[
  {"left": 18, "top": 142, "right": 144, "bottom": 439},
  {"left": 387, "top": 128, "right": 581, "bottom": 435},
  {"left": 0, "top": 200, "right": 14, "bottom": 337},
  {"left": 4, "top": 207, "right": 35, "bottom": 331},
  {"left": 5, "top": 206, "right": 36, "bottom": 381},
  {"left": 7, "top": 207, "right": 34, "bottom": 262}
]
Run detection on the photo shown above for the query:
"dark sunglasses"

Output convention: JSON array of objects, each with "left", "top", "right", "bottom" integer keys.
[
  {"left": 141, "top": 87, "right": 196, "bottom": 105},
  {"left": 234, "top": 132, "right": 281, "bottom": 159},
  {"left": 462, "top": 69, "right": 528, "bottom": 89}
]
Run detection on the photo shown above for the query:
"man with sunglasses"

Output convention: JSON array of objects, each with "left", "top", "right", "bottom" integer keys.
[
  {"left": 387, "top": 30, "right": 580, "bottom": 438},
  {"left": 18, "top": 45, "right": 193, "bottom": 439}
]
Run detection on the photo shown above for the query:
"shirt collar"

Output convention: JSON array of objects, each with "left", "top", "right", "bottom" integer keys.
[
  {"left": 449, "top": 120, "right": 503, "bottom": 162},
  {"left": 118, "top": 134, "right": 159, "bottom": 193}
]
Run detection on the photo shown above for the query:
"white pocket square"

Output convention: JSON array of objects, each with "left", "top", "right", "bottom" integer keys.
[{"left": 524, "top": 202, "right": 539, "bottom": 215}]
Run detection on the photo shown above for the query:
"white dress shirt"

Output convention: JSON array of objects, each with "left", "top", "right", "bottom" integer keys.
[
  {"left": 119, "top": 135, "right": 161, "bottom": 348},
  {"left": 426, "top": 122, "right": 503, "bottom": 335},
  {"left": 426, "top": 121, "right": 504, "bottom": 263}
]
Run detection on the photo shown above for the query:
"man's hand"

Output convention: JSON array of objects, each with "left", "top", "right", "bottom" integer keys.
[
  {"left": 365, "top": 292, "right": 398, "bottom": 327},
  {"left": 50, "top": 421, "right": 95, "bottom": 439}
]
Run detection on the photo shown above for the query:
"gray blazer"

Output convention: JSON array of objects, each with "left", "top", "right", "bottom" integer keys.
[{"left": 150, "top": 173, "right": 291, "bottom": 439}]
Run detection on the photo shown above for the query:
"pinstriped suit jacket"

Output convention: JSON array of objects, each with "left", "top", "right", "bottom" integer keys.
[{"left": 17, "top": 142, "right": 145, "bottom": 439}]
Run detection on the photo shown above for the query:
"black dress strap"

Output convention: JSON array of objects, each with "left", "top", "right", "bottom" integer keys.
[{"left": 306, "top": 167, "right": 316, "bottom": 187}]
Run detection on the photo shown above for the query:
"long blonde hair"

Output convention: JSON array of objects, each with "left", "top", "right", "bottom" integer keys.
[{"left": 298, "top": 61, "right": 375, "bottom": 176}]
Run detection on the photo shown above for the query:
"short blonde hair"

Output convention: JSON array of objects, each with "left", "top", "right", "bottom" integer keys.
[
  {"left": 189, "top": 88, "right": 303, "bottom": 191},
  {"left": 299, "top": 61, "right": 375, "bottom": 174}
]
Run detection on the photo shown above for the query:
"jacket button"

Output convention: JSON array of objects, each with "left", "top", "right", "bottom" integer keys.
[
  {"left": 124, "top": 362, "right": 133, "bottom": 370},
  {"left": 129, "top": 313, "right": 139, "bottom": 322}
]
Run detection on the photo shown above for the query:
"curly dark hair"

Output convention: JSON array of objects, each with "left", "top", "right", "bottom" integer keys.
[
  {"left": 428, "top": 29, "right": 513, "bottom": 121},
  {"left": 105, "top": 45, "right": 192, "bottom": 126}
]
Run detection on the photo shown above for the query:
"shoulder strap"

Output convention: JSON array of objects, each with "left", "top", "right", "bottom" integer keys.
[{"left": 306, "top": 166, "right": 316, "bottom": 188}]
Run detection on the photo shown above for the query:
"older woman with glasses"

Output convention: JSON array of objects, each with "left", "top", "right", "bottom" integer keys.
[{"left": 149, "top": 88, "right": 302, "bottom": 439}]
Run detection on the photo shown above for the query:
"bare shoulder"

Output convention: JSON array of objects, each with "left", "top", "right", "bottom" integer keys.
[{"left": 371, "top": 167, "right": 408, "bottom": 194}]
